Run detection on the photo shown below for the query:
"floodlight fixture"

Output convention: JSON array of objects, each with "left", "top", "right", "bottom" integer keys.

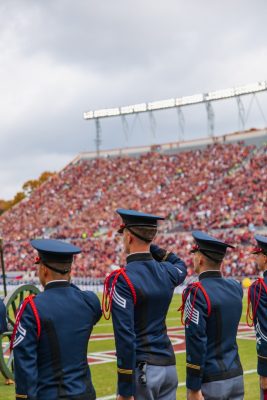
[
  {"left": 83, "top": 80, "right": 267, "bottom": 153},
  {"left": 148, "top": 98, "right": 175, "bottom": 110},
  {"left": 84, "top": 81, "right": 267, "bottom": 121}
]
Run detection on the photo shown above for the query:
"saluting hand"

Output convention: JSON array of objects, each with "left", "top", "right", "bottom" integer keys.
[
  {"left": 187, "top": 389, "right": 204, "bottom": 400},
  {"left": 117, "top": 396, "right": 134, "bottom": 400},
  {"left": 260, "top": 376, "right": 267, "bottom": 390},
  {"left": 150, "top": 244, "right": 167, "bottom": 261}
]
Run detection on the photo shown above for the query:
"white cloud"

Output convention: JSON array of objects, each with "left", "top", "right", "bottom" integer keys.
[
  {"left": 0, "top": 152, "right": 74, "bottom": 200},
  {"left": 0, "top": 0, "right": 267, "bottom": 199}
]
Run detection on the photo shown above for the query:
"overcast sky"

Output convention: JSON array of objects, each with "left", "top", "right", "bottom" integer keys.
[{"left": 0, "top": 0, "right": 267, "bottom": 199}]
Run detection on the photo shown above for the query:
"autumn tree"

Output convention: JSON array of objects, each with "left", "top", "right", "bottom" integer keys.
[{"left": 0, "top": 171, "right": 55, "bottom": 214}]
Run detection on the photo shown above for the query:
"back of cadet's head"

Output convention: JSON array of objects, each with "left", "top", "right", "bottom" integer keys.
[
  {"left": 200, "top": 252, "right": 222, "bottom": 270},
  {"left": 128, "top": 226, "right": 157, "bottom": 243}
]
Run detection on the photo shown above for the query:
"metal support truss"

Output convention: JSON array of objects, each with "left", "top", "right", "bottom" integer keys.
[
  {"left": 236, "top": 96, "right": 245, "bottom": 131},
  {"left": 121, "top": 115, "right": 129, "bottom": 141},
  {"left": 176, "top": 107, "right": 185, "bottom": 141},
  {"left": 95, "top": 118, "right": 102, "bottom": 157},
  {"left": 148, "top": 111, "right": 157, "bottom": 137},
  {"left": 205, "top": 101, "right": 215, "bottom": 137}
]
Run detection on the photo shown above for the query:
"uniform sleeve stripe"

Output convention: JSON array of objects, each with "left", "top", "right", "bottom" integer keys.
[
  {"left": 113, "top": 288, "right": 126, "bottom": 308},
  {"left": 13, "top": 335, "right": 25, "bottom": 348},
  {"left": 185, "top": 297, "right": 199, "bottom": 325},
  {"left": 18, "top": 323, "right": 26, "bottom": 336},
  {"left": 16, "top": 395, "right": 28, "bottom": 399},
  {"left": 258, "top": 355, "right": 267, "bottom": 360},
  {"left": 186, "top": 362, "right": 201, "bottom": 370},
  {"left": 117, "top": 368, "right": 133, "bottom": 374},
  {"left": 256, "top": 321, "right": 267, "bottom": 342},
  {"left": 13, "top": 323, "right": 27, "bottom": 348}
]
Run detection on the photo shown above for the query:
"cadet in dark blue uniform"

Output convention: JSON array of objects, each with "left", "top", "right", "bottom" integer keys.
[
  {"left": 13, "top": 239, "right": 102, "bottom": 400},
  {"left": 247, "top": 234, "right": 267, "bottom": 400},
  {"left": 180, "top": 231, "right": 244, "bottom": 400},
  {"left": 0, "top": 297, "right": 7, "bottom": 334},
  {"left": 102, "top": 209, "right": 187, "bottom": 400},
  {"left": 0, "top": 298, "right": 10, "bottom": 386}
]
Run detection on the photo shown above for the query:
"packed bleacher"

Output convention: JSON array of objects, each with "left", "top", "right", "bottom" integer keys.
[{"left": 0, "top": 140, "right": 266, "bottom": 278}]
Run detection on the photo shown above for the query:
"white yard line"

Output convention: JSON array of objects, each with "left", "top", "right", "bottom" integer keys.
[
  {"left": 97, "top": 369, "right": 257, "bottom": 400},
  {"left": 237, "top": 335, "right": 255, "bottom": 341},
  {"left": 244, "top": 369, "right": 257, "bottom": 374}
]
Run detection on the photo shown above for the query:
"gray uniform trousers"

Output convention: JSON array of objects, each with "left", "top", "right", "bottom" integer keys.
[
  {"left": 135, "top": 364, "right": 178, "bottom": 400},
  {"left": 201, "top": 375, "right": 244, "bottom": 400}
]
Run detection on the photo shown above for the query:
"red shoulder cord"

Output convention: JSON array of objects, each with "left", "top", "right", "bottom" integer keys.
[
  {"left": 102, "top": 268, "right": 137, "bottom": 320},
  {"left": 178, "top": 282, "right": 212, "bottom": 326},
  {"left": 246, "top": 278, "right": 267, "bottom": 327},
  {"left": 10, "top": 295, "right": 41, "bottom": 351}
]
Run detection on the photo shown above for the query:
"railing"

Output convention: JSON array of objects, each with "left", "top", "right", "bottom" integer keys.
[{"left": 0, "top": 275, "right": 259, "bottom": 298}]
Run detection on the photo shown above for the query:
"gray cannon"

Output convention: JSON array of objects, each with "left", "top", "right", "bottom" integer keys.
[{"left": 0, "top": 284, "right": 40, "bottom": 381}]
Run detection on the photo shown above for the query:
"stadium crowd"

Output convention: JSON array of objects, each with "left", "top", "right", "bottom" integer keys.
[
  {"left": 0, "top": 141, "right": 266, "bottom": 278},
  {"left": 0, "top": 229, "right": 259, "bottom": 278}
]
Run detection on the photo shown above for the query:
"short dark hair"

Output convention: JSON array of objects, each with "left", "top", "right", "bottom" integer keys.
[
  {"left": 200, "top": 252, "right": 222, "bottom": 270},
  {"left": 128, "top": 226, "right": 157, "bottom": 243},
  {"left": 41, "top": 261, "right": 72, "bottom": 275}
]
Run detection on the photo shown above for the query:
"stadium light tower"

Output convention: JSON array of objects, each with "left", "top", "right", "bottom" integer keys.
[
  {"left": 176, "top": 107, "right": 185, "bottom": 141},
  {"left": 236, "top": 96, "right": 246, "bottom": 131},
  {"left": 95, "top": 119, "right": 101, "bottom": 157},
  {"left": 84, "top": 81, "right": 267, "bottom": 153},
  {"left": 121, "top": 115, "right": 129, "bottom": 141},
  {"left": 204, "top": 98, "right": 215, "bottom": 137}
]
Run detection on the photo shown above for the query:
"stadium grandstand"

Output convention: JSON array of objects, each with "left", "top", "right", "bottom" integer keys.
[{"left": 0, "top": 128, "right": 266, "bottom": 283}]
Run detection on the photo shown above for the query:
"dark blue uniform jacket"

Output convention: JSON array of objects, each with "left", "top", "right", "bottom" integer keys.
[
  {"left": 249, "top": 270, "right": 267, "bottom": 377},
  {"left": 0, "top": 298, "right": 7, "bottom": 333},
  {"left": 184, "top": 271, "right": 243, "bottom": 391},
  {"left": 13, "top": 281, "right": 102, "bottom": 400},
  {"left": 111, "top": 250, "right": 187, "bottom": 397}
]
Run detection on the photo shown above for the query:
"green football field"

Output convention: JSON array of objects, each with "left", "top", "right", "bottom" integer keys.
[{"left": 0, "top": 293, "right": 260, "bottom": 399}]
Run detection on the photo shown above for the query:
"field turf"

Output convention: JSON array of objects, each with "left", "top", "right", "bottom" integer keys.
[{"left": 0, "top": 293, "right": 259, "bottom": 399}]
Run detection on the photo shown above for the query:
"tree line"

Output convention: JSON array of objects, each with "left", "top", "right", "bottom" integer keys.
[{"left": 0, "top": 171, "right": 55, "bottom": 215}]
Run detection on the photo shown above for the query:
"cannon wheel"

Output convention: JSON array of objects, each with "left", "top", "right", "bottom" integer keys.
[{"left": 0, "top": 284, "right": 40, "bottom": 380}]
